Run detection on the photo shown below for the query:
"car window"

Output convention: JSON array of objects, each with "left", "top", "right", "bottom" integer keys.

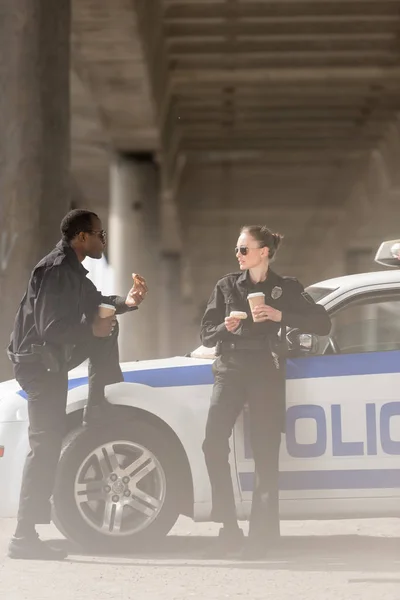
[
  {"left": 329, "top": 295, "right": 400, "bottom": 354},
  {"left": 305, "top": 285, "right": 337, "bottom": 302}
]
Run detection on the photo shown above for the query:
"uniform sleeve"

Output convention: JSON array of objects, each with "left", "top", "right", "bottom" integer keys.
[
  {"left": 104, "top": 295, "right": 138, "bottom": 315},
  {"left": 200, "top": 283, "right": 232, "bottom": 347},
  {"left": 281, "top": 279, "right": 331, "bottom": 335},
  {"left": 80, "top": 276, "right": 137, "bottom": 319},
  {"left": 34, "top": 267, "right": 92, "bottom": 345}
]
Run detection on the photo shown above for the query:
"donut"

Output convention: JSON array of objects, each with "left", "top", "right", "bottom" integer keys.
[{"left": 230, "top": 311, "right": 248, "bottom": 320}]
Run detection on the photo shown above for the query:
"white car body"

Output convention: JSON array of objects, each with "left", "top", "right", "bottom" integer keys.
[{"left": 1, "top": 265, "right": 400, "bottom": 532}]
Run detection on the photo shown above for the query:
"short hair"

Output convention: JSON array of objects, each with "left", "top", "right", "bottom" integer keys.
[
  {"left": 60, "top": 209, "right": 99, "bottom": 242},
  {"left": 240, "top": 225, "right": 284, "bottom": 260}
]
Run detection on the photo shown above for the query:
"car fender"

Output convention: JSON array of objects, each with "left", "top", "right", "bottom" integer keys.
[
  {"left": 99, "top": 381, "right": 211, "bottom": 505},
  {"left": 0, "top": 392, "right": 28, "bottom": 423},
  {"left": 0, "top": 393, "right": 29, "bottom": 516}
]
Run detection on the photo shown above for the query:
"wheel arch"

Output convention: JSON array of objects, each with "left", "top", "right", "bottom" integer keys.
[{"left": 65, "top": 405, "right": 194, "bottom": 517}]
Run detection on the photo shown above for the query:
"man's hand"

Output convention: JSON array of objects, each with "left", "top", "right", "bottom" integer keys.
[
  {"left": 252, "top": 304, "right": 282, "bottom": 323},
  {"left": 92, "top": 315, "right": 115, "bottom": 337},
  {"left": 125, "top": 273, "right": 148, "bottom": 308},
  {"left": 225, "top": 315, "right": 242, "bottom": 333}
]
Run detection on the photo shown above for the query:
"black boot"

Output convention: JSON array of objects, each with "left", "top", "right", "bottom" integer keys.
[
  {"left": 203, "top": 527, "right": 245, "bottom": 558},
  {"left": 8, "top": 534, "right": 68, "bottom": 561},
  {"left": 239, "top": 534, "right": 281, "bottom": 561}
]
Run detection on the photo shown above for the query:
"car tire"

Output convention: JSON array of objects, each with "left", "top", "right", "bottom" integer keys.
[{"left": 52, "top": 419, "right": 182, "bottom": 552}]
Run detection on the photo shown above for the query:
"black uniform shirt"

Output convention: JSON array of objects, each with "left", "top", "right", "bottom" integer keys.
[
  {"left": 10, "top": 240, "right": 136, "bottom": 355},
  {"left": 201, "top": 268, "right": 331, "bottom": 348}
]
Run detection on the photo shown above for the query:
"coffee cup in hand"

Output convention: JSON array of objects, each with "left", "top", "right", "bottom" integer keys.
[
  {"left": 98, "top": 303, "right": 116, "bottom": 318},
  {"left": 247, "top": 293, "right": 265, "bottom": 322}
]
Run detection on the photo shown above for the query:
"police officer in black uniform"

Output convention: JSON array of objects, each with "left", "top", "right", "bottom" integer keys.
[
  {"left": 7, "top": 209, "right": 148, "bottom": 560},
  {"left": 201, "top": 225, "right": 331, "bottom": 559}
]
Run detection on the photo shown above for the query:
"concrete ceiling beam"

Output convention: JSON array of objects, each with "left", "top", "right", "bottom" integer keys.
[
  {"left": 184, "top": 207, "right": 344, "bottom": 218},
  {"left": 168, "top": 34, "right": 396, "bottom": 53},
  {"left": 184, "top": 148, "right": 365, "bottom": 159},
  {"left": 165, "top": 16, "right": 396, "bottom": 26},
  {"left": 169, "top": 49, "right": 397, "bottom": 60},
  {"left": 164, "top": 1, "right": 400, "bottom": 20},
  {"left": 172, "top": 66, "right": 400, "bottom": 86},
  {"left": 166, "top": 18, "right": 397, "bottom": 33}
]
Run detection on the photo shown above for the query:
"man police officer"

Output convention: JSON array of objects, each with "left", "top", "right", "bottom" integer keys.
[{"left": 7, "top": 209, "right": 147, "bottom": 560}]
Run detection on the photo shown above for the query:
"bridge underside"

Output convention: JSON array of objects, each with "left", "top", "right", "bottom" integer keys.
[{"left": 2, "top": 0, "right": 400, "bottom": 375}]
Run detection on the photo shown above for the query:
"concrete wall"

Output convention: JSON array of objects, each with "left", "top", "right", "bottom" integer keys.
[
  {"left": 172, "top": 118, "right": 400, "bottom": 354},
  {"left": 306, "top": 118, "right": 400, "bottom": 283},
  {"left": 176, "top": 159, "right": 344, "bottom": 351}
]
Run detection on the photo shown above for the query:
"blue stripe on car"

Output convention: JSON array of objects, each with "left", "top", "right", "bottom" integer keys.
[
  {"left": 16, "top": 364, "right": 215, "bottom": 398},
  {"left": 123, "top": 364, "right": 214, "bottom": 387},
  {"left": 16, "top": 349, "right": 400, "bottom": 399},
  {"left": 239, "top": 469, "right": 400, "bottom": 491},
  {"left": 286, "top": 350, "right": 400, "bottom": 380}
]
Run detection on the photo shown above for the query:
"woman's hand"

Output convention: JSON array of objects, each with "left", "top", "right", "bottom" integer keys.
[
  {"left": 252, "top": 304, "right": 282, "bottom": 323},
  {"left": 224, "top": 315, "right": 242, "bottom": 332}
]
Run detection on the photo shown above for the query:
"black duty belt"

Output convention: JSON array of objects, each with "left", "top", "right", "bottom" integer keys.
[
  {"left": 219, "top": 339, "right": 272, "bottom": 353},
  {"left": 7, "top": 350, "right": 40, "bottom": 364},
  {"left": 8, "top": 342, "right": 75, "bottom": 372}
]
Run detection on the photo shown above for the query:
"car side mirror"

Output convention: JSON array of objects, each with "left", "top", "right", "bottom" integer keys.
[
  {"left": 287, "top": 329, "right": 318, "bottom": 355},
  {"left": 298, "top": 333, "right": 318, "bottom": 353}
]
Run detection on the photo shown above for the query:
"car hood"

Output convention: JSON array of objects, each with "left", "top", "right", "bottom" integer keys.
[{"left": 0, "top": 378, "right": 21, "bottom": 398}]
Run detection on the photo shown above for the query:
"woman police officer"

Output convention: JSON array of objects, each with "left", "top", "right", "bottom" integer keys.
[{"left": 200, "top": 225, "right": 331, "bottom": 559}]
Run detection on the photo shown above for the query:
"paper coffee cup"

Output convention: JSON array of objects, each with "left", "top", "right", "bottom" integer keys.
[
  {"left": 247, "top": 292, "right": 265, "bottom": 322},
  {"left": 98, "top": 303, "right": 116, "bottom": 318}
]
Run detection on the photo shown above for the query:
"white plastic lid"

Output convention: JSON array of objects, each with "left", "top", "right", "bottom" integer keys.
[
  {"left": 98, "top": 303, "right": 116, "bottom": 310},
  {"left": 247, "top": 292, "right": 265, "bottom": 298}
]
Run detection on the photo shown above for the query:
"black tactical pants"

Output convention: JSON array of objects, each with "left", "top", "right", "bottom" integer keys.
[
  {"left": 202, "top": 351, "right": 284, "bottom": 541},
  {"left": 14, "top": 325, "right": 122, "bottom": 525}
]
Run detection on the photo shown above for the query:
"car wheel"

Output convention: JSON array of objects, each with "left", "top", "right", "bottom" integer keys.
[{"left": 52, "top": 419, "right": 182, "bottom": 551}]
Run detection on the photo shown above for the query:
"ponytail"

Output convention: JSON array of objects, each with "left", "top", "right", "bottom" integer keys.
[{"left": 240, "top": 225, "right": 284, "bottom": 260}]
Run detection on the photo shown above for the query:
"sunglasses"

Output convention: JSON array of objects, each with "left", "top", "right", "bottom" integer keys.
[
  {"left": 88, "top": 229, "right": 107, "bottom": 243},
  {"left": 235, "top": 245, "right": 264, "bottom": 256}
]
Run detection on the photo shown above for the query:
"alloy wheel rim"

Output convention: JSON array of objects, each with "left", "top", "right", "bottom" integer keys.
[{"left": 73, "top": 440, "right": 166, "bottom": 536}]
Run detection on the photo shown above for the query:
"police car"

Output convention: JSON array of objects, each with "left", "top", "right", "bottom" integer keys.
[{"left": 0, "top": 240, "right": 400, "bottom": 551}]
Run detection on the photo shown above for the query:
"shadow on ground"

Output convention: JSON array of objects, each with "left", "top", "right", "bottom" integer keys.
[{"left": 50, "top": 534, "right": 400, "bottom": 573}]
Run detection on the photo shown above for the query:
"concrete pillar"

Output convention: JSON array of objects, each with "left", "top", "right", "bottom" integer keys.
[
  {"left": 109, "top": 153, "right": 160, "bottom": 361},
  {"left": 178, "top": 253, "right": 202, "bottom": 355},
  {"left": 0, "top": 0, "right": 71, "bottom": 379},
  {"left": 184, "top": 299, "right": 204, "bottom": 354},
  {"left": 158, "top": 251, "right": 182, "bottom": 357}
]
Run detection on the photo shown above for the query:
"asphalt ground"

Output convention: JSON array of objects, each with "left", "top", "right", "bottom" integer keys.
[{"left": 1, "top": 517, "right": 400, "bottom": 600}]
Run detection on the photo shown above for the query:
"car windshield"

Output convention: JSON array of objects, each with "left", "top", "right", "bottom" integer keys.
[{"left": 305, "top": 285, "right": 337, "bottom": 303}]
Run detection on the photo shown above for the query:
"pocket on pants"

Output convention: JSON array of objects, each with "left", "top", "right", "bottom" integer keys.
[{"left": 15, "top": 364, "right": 46, "bottom": 395}]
